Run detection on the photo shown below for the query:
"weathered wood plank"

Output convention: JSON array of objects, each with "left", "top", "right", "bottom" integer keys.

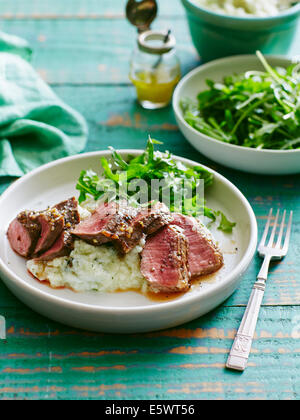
[
  {"left": 1, "top": 85, "right": 299, "bottom": 307},
  {"left": 0, "top": 0, "right": 183, "bottom": 18},
  {"left": 0, "top": 18, "right": 197, "bottom": 85},
  {"left": 0, "top": 305, "right": 299, "bottom": 399},
  {"left": 0, "top": 18, "right": 299, "bottom": 85}
]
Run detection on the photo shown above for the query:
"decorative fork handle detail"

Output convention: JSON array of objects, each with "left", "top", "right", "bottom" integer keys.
[
  {"left": 226, "top": 278, "right": 266, "bottom": 371},
  {"left": 227, "top": 209, "right": 293, "bottom": 372}
]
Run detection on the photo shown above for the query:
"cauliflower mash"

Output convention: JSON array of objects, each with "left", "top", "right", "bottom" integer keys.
[
  {"left": 27, "top": 202, "right": 148, "bottom": 293},
  {"left": 195, "top": 0, "right": 297, "bottom": 17}
]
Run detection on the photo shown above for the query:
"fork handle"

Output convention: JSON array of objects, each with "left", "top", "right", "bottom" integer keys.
[{"left": 226, "top": 279, "right": 266, "bottom": 371}]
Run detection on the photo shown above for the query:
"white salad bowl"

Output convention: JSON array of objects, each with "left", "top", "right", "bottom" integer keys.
[
  {"left": 0, "top": 151, "right": 257, "bottom": 333},
  {"left": 173, "top": 55, "right": 300, "bottom": 175}
]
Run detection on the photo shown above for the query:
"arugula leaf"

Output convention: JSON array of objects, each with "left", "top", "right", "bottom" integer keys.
[{"left": 215, "top": 211, "right": 237, "bottom": 234}]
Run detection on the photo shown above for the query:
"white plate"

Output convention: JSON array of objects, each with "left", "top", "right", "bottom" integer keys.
[
  {"left": 0, "top": 151, "right": 257, "bottom": 333},
  {"left": 173, "top": 55, "right": 300, "bottom": 175}
]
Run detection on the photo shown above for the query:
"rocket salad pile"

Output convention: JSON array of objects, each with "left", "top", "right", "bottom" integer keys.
[
  {"left": 76, "top": 138, "right": 236, "bottom": 233},
  {"left": 181, "top": 52, "right": 300, "bottom": 150}
]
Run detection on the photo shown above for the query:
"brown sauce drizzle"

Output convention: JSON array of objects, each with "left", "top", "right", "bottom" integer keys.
[
  {"left": 146, "top": 272, "right": 218, "bottom": 302},
  {"left": 114, "top": 272, "right": 218, "bottom": 302},
  {"left": 27, "top": 269, "right": 69, "bottom": 291},
  {"left": 28, "top": 269, "right": 219, "bottom": 301}
]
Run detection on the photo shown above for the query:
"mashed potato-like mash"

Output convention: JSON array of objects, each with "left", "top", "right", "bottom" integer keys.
[
  {"left": 195, "top": 0, "right": 296, "bottom": 17},
  {"left": 27, "top": 201, "right": 148, "bottom": 293}
]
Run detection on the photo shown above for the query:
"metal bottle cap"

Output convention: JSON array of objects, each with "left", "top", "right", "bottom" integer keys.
[{"left": 138, "top": 30, "right": 176, "bottom": 55}]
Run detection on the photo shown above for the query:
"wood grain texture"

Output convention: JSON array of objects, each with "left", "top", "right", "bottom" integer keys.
[
  {"left": 0, "top": 0, "right": 183, "bottom": 18},
  {"left": 0, "top": 0, "right": 300, "bottom": 401},
  {"left": 0, "top": 18, "right": 299, "bottom": 85},
  {"left": 0, "top": 18, "right": 197, "bottom": 85},
  {"left": 0, "top": 306, "right": 300, "bottom": 400}
]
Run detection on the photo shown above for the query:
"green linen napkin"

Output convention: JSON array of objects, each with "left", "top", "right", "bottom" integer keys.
[{"left": 0, "top": 31, "right": 88, "bottom": 177}]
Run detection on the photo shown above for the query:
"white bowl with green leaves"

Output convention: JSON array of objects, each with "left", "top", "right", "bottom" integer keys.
[{"left": 173, "top": 54, "right": 300, "bottom": 174}]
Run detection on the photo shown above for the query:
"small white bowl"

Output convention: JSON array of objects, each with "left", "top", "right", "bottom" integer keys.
[
  {"left": 173, "top": 55, "right": 300, "bottom": 175},
  {"left": 0, "top": 151, "right": 257, "bottom": 333}
]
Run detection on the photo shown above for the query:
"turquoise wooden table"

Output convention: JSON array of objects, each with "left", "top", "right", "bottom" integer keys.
[{"left": 0, "top": 0, "right": 300, "bottom": 400}]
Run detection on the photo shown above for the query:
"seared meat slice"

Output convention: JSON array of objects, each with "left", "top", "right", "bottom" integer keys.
[
  {"left": 71, "top": 201, "right": 138, "bottom": 250},
  {"left": 54, "top": 197, "right": 80, "bottom": 229},
  {"left": 113, "top": 223, "right": 144, "bottom": 254},
  {"left": 72, "top": 201, "right": 173, "bottom": 254},
  {"left": 8, "top": 197, "right": 80, "bottom": 261},
  {"left": 112, "top": 202, "right": 173, "bottom": 254},
  {"left": 141, "top": 225, "right": 190, "bottom": 293},
  {"left": 7, "top": 211, "right": 41, "bottom": 257},
  {"left": 171, "top": 213, "right": 223, "bottom": 278},
  {"left": 116, "top": 202, "right": 173, "bottom": 254},
  {"left": 71, "top": 201, "right": 118, "bottom": 245},
  {"left": 36, "top": 197, "right": 80, "bottom": 261},
  {"left": 133, "top": 202, "right": 173, "bottom": 235},
  {"left": 33, "top": 208, "right": 64, "bottom": 256},
  {"left": 35, "top": 231, "right": 74, "bottom": 261}
]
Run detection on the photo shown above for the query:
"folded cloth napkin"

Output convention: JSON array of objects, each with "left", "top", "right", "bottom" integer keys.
[{"left": 0, "top": 31, "right": 88, "bottom": 177}]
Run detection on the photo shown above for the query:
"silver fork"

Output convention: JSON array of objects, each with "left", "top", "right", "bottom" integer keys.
[{"left": 226, "top": 209, "right": 293, "bottom": 372}]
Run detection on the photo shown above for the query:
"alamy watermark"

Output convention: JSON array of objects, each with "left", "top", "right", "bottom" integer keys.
[{"left": 85, "top": 171, "right": 205, "bottom": 218}]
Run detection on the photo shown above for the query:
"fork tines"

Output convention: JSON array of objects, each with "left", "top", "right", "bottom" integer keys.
[{"left": 259, "top": 209, "right": 293, "bottom": 255}]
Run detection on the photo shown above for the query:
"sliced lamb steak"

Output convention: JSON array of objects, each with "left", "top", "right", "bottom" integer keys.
[
  {"left": 54, "top": 197, "right": 80, "bottom": 229},
  {"left": 8, "top": 197, "right": 80, "bottom": 261},
  {"left": 171, "top": 213, "right": 223, "bottom": 278},
  {"left": 33, "top": 208, "right": 64, "bottom": 256},
  {"left": 7, "top": 211, "right": 41, "bottom": 257},
  {"left": 112, "top": 201, "right": 173, "bottom": 254},
  {"left": 71, "top": 201, "right": 139, "bottom": 252},
  {"left": 35, "top": 231, "right": 74, "bottom": 261},
  {"left": 132, "top": 201, "right": 173, "bottom": 235},
  {"left": 140, "top": 224, "right": 190, "bottom": 293},
  {"left": 72, "top": 201, "right": 173, "bottom": 254},
  {"left": 36, "top": 197, "right": 80, "bottom": 261},
  {"left": 71, "top": 201, "right": 123, "bottom": 245}
]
